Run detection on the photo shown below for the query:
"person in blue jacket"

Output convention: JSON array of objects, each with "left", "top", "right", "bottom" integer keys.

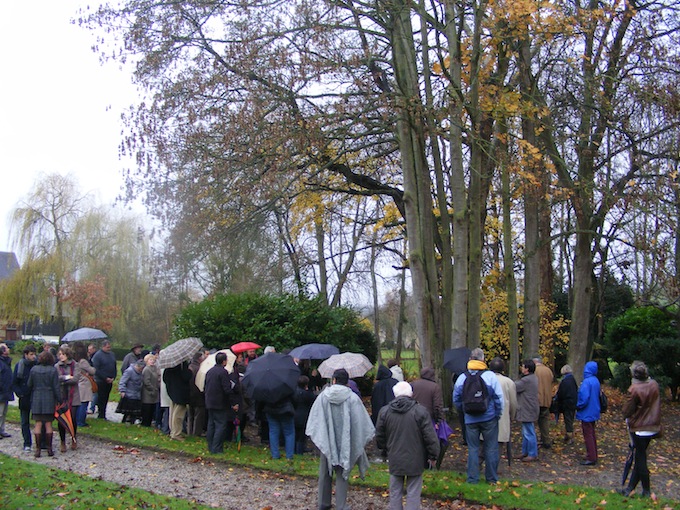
[{"left": 576, "top": 361, "right": 601, "bottom": 465}]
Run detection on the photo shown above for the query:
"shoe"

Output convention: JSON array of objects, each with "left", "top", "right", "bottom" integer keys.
[
  {"left": 0, "top": 432, "right": 11, "bottom": 438},
  {"left": 521, "top": 456, "right": 538, "bottom": 462},
  {"left": 640, "top": 490, "right": 651, "bottom": 498},
  {"left": 580, "top": 460, "right": 597, "bottom": 466},
  {"left": 515, "top": 453, "right": 528, "bottom": 460},
  {"left": 617, "top": 487, "right": 632, "bottom": 497},
  {"left": 23, "top": 446, "right": 32, "bottom": 452}
]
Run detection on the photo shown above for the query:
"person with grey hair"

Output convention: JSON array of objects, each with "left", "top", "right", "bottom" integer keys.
[
  {"left": 555, "top": 364, "right": 578, "bottom": 444},
  {"left": 376, "top": 381, "right": 440, "bottom": 510},
  {"left": 453, "top": 347, "right": 504, "bottom": 484},
  {"left": 532, "top": 355, "right": 554, "bottom": 449},
  {"left": 264, "top": 346, "right": 276, "bottom": 354},
  {"left": 619, "top": 361, "right": 662, "bottom": 497}
]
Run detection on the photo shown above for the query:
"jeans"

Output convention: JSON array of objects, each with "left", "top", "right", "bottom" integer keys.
[
  {"left": 206, "top": 408, "right": 229, "bottom": 453},
  {"left": 521, "top": 422, "right": 538, "bottom": 457},
  {"left": 19, "top": 402, "right": 32, "bottom": 447},
  {"left": 266, "top": 413, "right": 295, "bottom": 460},
  {"left": 76, "top": 401, "right": 89, "bottom": 427},
  {"left": 389, "top": 474, "right": 423, "bottom": 510},
  {"left": 465, "top": 418, "right": 499, "bottom": 483}
]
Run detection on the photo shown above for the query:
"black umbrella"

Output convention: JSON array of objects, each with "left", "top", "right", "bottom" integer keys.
[
  {"left": 241, "top": 353, "right": 301, "bottom": 404},
  {"left": 443, "top": 347, "right": 472, "bottom": 375},
  {"left": 622, "top": 434, "right": 635, "bottom": 487},
  {"left": 288, "top": 343, "right": 339, "bottom": 360}
]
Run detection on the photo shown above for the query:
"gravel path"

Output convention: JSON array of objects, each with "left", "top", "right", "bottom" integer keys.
[{"left": 0, "top": 421, "right": 458, "bottom": 510}]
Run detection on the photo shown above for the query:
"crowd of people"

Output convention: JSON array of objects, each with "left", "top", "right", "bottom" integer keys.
[{"left": 0, "top": 340, "right": 665, "bottom": 508}]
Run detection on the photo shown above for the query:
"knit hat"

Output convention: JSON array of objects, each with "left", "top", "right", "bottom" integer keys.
[{"left": 392, "top": 381, "right": 413, "bottom": 398}]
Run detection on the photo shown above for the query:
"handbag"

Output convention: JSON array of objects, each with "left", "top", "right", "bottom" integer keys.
[{"left": 84, "top": 372, "right": 98, "bottom": 393}]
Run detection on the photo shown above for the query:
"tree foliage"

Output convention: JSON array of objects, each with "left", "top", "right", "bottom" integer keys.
[{"left": 172, "top": 292, "right": 378, "bottom": 361}]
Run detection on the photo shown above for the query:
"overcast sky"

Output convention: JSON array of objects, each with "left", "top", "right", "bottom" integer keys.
[{"left": 0, "top": 1, "right": 138, "bottom": 254}]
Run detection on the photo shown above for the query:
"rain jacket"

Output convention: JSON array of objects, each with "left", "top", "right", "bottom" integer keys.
[
  {"left": 453, "top": 360, "right": 504, "bottom": 424},
  {"left": 306, "top": 383, "right": 375, "bottom": 480},
  {"left": 576, "top": 361, "right": 601, "bottom": 423},
  {"left": 410, "top": 366, "right": 444, "bottom": 421},
  {"left": 370, "top": 365, "right": 397, "bottom": 423},
  {"left": 375, "top": 396, "right": 440, "bottom": 476}
]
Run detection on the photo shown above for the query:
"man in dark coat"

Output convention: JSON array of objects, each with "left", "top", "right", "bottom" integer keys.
[
  {"left": 163, "top": 360, "right": 192, "bottom": 441},
  {"left": 371, "top": 364, "right": 397, "bottom": 424},
  {"left": 13, "top": 345, "right": 37, "bottom": 450},
  {"left": 0, "top": 343, "right": 15, "bottom": 438},
  {"left": 376, "top": 381, "right": 440, "bottom": 510},
  {"left": 410, "top": 366, "right": 444, "bottom": 421},
  {"left": 121, "top": 344, "right": 144, "bottom": 374},
  {"left": 204, "top": 352, "right": 239, "bottom": 453},
  {"left": 187, "top": 351, "right": 206, "bottom": 436},
  {"left": 92, "top": 340, "right": 117, "bottom": 420}
]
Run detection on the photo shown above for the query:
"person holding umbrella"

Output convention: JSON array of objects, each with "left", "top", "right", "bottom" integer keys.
[
  {"left": 619, "top": 361, "right": 662, "bottom": 498},
  {"left": 28, "top": 350, "right": 61, "bottom": 457},
  {"left": 55, "top": 345, "right": 82, "bottom": 451}
]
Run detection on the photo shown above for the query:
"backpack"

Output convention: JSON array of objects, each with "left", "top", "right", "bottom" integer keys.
[
  {"left": 599, "top": 390, "right": 608, "bottom": 413},
  {"left": 462, "top": 370, "right": 489, "bottom": 415}
]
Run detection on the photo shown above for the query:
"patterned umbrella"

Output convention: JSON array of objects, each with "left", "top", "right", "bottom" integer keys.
[
  {"left": 318, "top": 352, "right": 373, "bottom": 379},
  {"left": 158, "top": 337, "right": 204, "bottom": 369}
]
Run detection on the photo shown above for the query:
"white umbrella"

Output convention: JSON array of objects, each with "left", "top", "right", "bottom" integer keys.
[
  {"left": 62, "top": 327, "right": 108, "bottom": 342},
  {"left": 195, "top": 349, "right": 236, "bottom": 392},
  {"left": 318, "top": 352, "right": 373, "bottom": 379}
]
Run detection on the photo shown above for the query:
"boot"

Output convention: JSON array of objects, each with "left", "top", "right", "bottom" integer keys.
[
  {"left": 34, "top": 433, "right": 42, "bottom": 458},
  {"left": 71, "top": 437, "right": 77, "bottom": 450},
  {"left": 564, "top": 433, "right": 574, "bottom": 444},
  {"left": 46, "top": 433, "right": 54, "bottom": 457},
  {"left": 60, "top": 439, "right": 67, "bottom": 453}
]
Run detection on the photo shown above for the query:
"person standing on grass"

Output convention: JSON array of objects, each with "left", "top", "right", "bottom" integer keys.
[
  {"left": 371, "top": 364, "right": 398, "bottom": 424},
  {"left": 410, "top": 366, "right": 444, "bottom": 422},
  {"left": 204, "top": 352, "right": 239, "bottom": 454},
  {"left": 576, "top": 361, "right": 601, "bottom": 466},
  {"left": 13, "top": 345, "right": 37, "bottom": 450},
  {"left": 121, "top": 343, "right": 144, "bottom": 375},
  {"left": 92, "top": 340, "right": 117, "bottom": 420},
  {"left": 306, "top": 368, "right": 375, "bottom": 510},
  {"left": 514, "top": 359, "right": 539, "bottom": 462},
  {"left": 375, "top": 381, "right": 440, "bottom": 510},
  {"left": 117, "top": 360, "right": 145, "bottom": 424},
  {"left": 0, "top": 343, "right": 14, "bottom": 439},
  {"left": 489, "top": 358, "right": 517, "bottom": 456},
  {"left": 533, "top": 355, "right": 554, "bottom": 449},
  {"left": 163, "top": 360, "right": 192, "bottom": 441},
  {"left": 141, "top": 354, "right": 160, "bottom": 427},
  {"left": 187, "top": 351, "right": 207, "bottom": 436},
  {"left": 453, "top": 347, "right": 504, "bottom": 485},
  {"left": 619, "top": 360, "right": 662, "bottom": 498}
]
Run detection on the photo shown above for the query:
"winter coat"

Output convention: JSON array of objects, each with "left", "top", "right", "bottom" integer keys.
[
  {"left": 375, "top": 396, "right": 440, "bottom": 476},
  {"left": 13, "top": 357, "right": 35, "bottom": 409},
  {"left": 576, "top": 361, "right": 601, "bottom": 423},
  {"left": 496, "top": 373, "right": 517, "bottom": 442},
  {"left": 535, "top": 363, "right": 554, "bottom": 408},
  {"left": 293, "top": 386, "right": 316, "bottom": 428},
  {"left": 623, "top": 378, "right": 662, "bottom": 435},
  {"left": 306, "top": 383, "right": 375, "bottom": 480},
  {"left": 77, "top": 358, "right": 96, "bottom": 403},
  {"left": 119, "top": 365, "right": 144, "bottom": 401},
  {"left": 188, "top": 359, "right": 205, "bottom": 408},
  {"left": 453, "top": 360, "right": 504, "bottom": 424},
  {"left": 515, "top": 372, "right": 539, "bottom": 422},
  {"left": 163, "top": 362, "right": 192, "bottom": 405},
  {"left": 0, "top": 355, "right": 14, "bottom": 402},
  {"left": 55, "top": 359, "right": 82, "bottom": 407},
  {"left": 28, "top": 364, "right": 61, "bottom": 415},
  {"left": 142, "top": 364, "right": 160, "bottom": 405},
  {"left": 370, "top": 365, "right": 398, "bottom": 423},
  {"left": 389, "top": 365, "right": 404, "bottom": 382},
  {"left": 204, "top": 364, "right": 237, "bottom": 411},
  {"left": 410, "top": 367, "right": 444, "bottom": 421},
  {"left": 92, "top": 350, "right": 117, "bottom": 383},
  {"left": 556, "top": 373, "right": 578, "bottom": 413},
  {"left": 121, "top": 351, "right": 142, "bottom": 375}
]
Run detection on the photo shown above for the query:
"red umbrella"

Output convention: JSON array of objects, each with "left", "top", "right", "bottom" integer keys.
[
  {"left": 54, "top": 403, "right": 76, "bottom": 444},
  {"left": 230, "top": 341, "right": 262, "bottom": 354}
]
